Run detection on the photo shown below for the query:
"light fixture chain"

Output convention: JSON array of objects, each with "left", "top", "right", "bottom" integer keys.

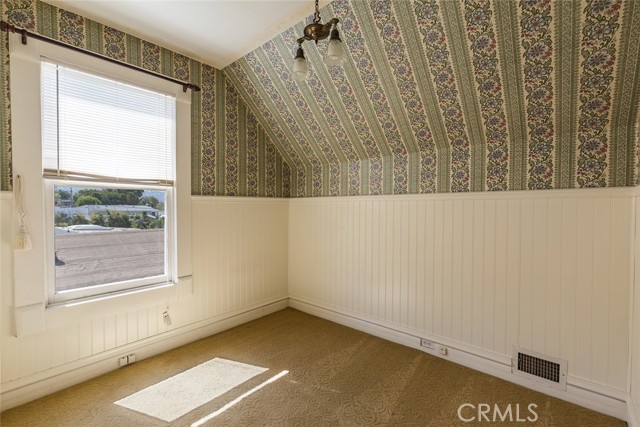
[
  {"left": 313, "top": 0, "right": 321, "bottom": 24},
  {"left": 293, "top": 0, "right": 344, "bottom": 81}
]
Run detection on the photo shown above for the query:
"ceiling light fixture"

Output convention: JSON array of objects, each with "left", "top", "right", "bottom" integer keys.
[{"left": 293, "top": 0, "right": 344, "bottom": 81}]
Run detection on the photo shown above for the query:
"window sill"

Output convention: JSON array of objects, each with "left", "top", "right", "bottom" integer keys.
[{"left": 44, "top": 281, "right": 179, "bottom": 330}]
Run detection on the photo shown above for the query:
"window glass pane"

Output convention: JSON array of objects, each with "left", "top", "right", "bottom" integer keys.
[{"left": 54, "top": 185, "right": 166, "bottom": 292}]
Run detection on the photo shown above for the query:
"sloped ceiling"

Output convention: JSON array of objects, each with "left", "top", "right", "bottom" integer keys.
[
  {"left": 225, "top": 0, "right": 640, "bottom": 197},
  {"left": 0, "top": 0, "right": 296, "bottom": 196},
  {"left": 50, "top": 0, "right": 334, "bottom": 69}
]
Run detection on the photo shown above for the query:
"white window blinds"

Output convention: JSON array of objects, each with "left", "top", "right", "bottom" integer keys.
[{"left": 41, "top": 61, "right": 176, "bottom": 185}]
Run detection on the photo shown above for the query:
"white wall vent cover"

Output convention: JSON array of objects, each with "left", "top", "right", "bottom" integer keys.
[{"left": 512, "top": 347, "right": 567, "bottom": 390}]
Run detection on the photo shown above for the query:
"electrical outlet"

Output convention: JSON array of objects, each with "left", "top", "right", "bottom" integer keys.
[
  {"left": 119, "top": 356, "right": 128, "bottom": 367},
  {"left": 127, "top": 353, "right": 136, "bottom": 364},
  {"left": 163, "top": 310, "right": 172, "bottom": 326},
  {"left": 439, "top": 346, "right": 448, "bottom": 356},
  {"left": 420, "top": 338, "right": 435, "bottom": 349}
]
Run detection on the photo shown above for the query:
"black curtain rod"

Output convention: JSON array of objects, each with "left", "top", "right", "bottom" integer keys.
[{"left": 1, "top": 20, "right": 201, "bottom": 92}]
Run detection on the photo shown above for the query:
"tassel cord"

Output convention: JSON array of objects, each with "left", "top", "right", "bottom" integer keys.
[{"left": 14, "top": 175, "right": 32, "bottom": 251}]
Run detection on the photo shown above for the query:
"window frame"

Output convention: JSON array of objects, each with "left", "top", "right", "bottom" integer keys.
[{"left": 9, "top": 32, "right": 192, "bottom": 315}]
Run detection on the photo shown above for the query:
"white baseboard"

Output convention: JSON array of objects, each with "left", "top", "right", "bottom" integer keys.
[
  {"left": 629, "top": 398, "right": 640, "bottom": 427},
  {"left": 0, "top": 298, "right": 288, "bottom": 411},
  {"left": 2, "top": 296, "right": 633, "bottom": 422},
  {"left": 289, "top": 298, "right": 630, "bottom": 422}
]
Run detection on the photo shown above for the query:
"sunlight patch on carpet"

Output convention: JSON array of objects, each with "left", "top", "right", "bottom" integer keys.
[
  {"left": 115, "top": 358, "right": 268, "bottom": 422},
  {"left": 191, "top": 370, "right": 289, "bottom": 427}
]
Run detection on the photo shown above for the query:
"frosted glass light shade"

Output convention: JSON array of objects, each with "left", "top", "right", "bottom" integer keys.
[
  {"left": 293, "top": 56, "right": 308, "bottom": 81},
  {"left": 325, "top": 38, "right": 344, "bottom": 66}
]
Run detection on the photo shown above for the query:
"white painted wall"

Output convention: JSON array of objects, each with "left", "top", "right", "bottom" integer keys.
[
  {"left": 631, "top": 188, "right": 640, "bottom": 426},
  {"left": 0, "top": 195, "right": 289, "bottom": 409},
  {"left": 289, "top": 188, "right": 633, "bottom": 401}
]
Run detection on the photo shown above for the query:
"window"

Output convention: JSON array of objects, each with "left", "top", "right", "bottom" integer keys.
[
  {"left": 49, "top": 184, "right": 170, "bottom": 301},
  {"left": 9, "top": 34, "right": 191, "bottom": 314},
  {"left": 41, "top": 62, "right": 177, "bottom": 304}
]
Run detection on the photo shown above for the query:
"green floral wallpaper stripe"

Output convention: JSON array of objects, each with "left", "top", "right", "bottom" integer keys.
[
  {"left": 493, "top": 0, "right": 527, "bottom": 190},
  {"left": 0, "top": 0, "right": 291, "bottom": 197},
  {"left": 554, "top": 0, "right": 580, "bottom": 188},
  {"left": 521, "top": 0, "right": 554, "bottom": 189},
  {"left": 576, "top": 0, "right": 621, "bottom": 188},
  {"left": 416, "top": 0, "right": 473, "bottom": 193},
  {"left": 0, "top": 25, "right": 8, "bottom": 190},
  {"left": 226, "top": 0, "right": 640, "bottom": 197},
  {"left": 440, "top": 0, "right": 487, "bottom": 192},
  {"left": 394, "top": 1, "right": 449, "bottom": 192},
  {"left": 464, "top": 0, "right": 510, "bottom": 191},
  {"left": 610, "top": 0, "right": 640, "bottom": 186}
]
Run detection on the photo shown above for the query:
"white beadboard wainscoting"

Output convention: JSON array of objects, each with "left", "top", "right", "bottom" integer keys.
[
  {"left": 2, "top": 187, "right": 640, "bottom": 423},
  {"left": 289, "top": 187, "right": 635, "bottom": 420},
  {"left": 0, "top": 195, "right": 289, "bottom": 410},
  {"left": 630, "top": 188, "right": 640, "bottom": 427}
]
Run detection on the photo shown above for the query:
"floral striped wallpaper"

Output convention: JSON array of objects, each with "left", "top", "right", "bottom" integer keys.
[
  {"left": 225, "top": 0, "right": 640, "bottom": 196},
  {"left": 0, "top": 0, "right": 291, "bottom": 197},
  {"left": 2, "top": 0, "right": 640, "bottom": 198}
]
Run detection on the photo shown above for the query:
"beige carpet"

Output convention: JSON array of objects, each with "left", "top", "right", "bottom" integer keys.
[{"left": 0, "top": 308, "right": 626, "bottom": 426}]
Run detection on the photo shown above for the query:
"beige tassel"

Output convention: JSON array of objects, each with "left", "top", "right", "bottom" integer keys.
[{"left": 14, "top": 175, "right": 32, "bottom": 251}]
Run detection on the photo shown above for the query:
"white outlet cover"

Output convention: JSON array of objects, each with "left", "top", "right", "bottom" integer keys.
[{"left": 420, "top": 339, "right": 435, "bottom": 349}]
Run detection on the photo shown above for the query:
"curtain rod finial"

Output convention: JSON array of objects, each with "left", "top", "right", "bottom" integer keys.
[
  {"left": 183, "top": 83, "right": 201, "bottom": 92},
  {"left": 2, "top": 20, "right": 200, "bottom": 91}
]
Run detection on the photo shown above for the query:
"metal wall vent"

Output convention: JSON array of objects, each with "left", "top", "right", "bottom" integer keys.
[{"left": 512, "top": 347, "right": 567, "bottom": 390}]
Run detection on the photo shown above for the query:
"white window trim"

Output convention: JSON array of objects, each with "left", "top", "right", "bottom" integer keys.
[{"left": 9, "top": 32, "right": 192, "bottom": 334}]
